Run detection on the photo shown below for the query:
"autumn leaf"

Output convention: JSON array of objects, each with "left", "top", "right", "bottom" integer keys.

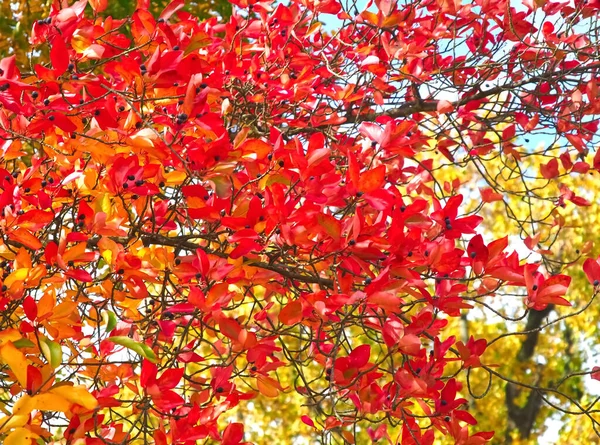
[
  {"left": 0, "top": 342, "right": 28, "bottom": 387},
  {"left": 279, "top": 299, "right": 303, "bottom": 325},
  {"left": 5, "top": 427, "right": 39, "bottom": 445},
  {"left": 358, "top": 166, "right": 386, "bottom": 193},
  {"left": 108, "top": 337, "right": 158, "bottom": 363}
]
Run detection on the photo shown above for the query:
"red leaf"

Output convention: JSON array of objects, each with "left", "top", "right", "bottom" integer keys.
[
  {"left": 140, "top": 360, "right": 157, "bottom": 388},
  {"left": 154, "top": 390, "right": 184, "bottom": 410},
  {"left": 26, "top": 365, "right": 43, "bottom": 394},
  {"left": 566, "top": 133, "right": 586, "bottom": 153},
  {"left": 363, "top": 188, "right": 395, "bottom": 210},
  {"left": 49, "top": 113, "right": 77, "bottom": 133},
  {"left": 382, "top": 316, "right": 403, "bottom": 349},
  {"left": 524, "top": 233, "right": 541, "bottom": 251},
  {"left": 154, "top": 431, "right": 168, "bottom": 445},
  {"left": 45, "top": 241, "right": 59, "bottom": 264},
  {"left": 158, "top": 367, "right": 184, "bottom": 390},
  {"left": 572, "top": 161, "right": 590, "bottom": 174},
  {"left": 349, "top": 344, "right": 370, "bottom": 369},
  {"left": 301, "top": 415, "right": 315, "bottom": 428},
  {"left": 23, "top": 296, "right": 37, "bottom": 321},
  {"left": 222, "top": 423, "right": 244, "bottom": 445},
  {"left": 583, "top": 258, "right": 600, "bottom": 286},
  {"left": 374, "top": 0, "right": 393, "bottom": 15},
  {"left": 502, "top": 124, "right": 516, "bottom": 140},
  {"left": 50, "top": 36, "right": 69, "bottom": 75},
  {"left": 167, "top": 303, "right": 195, "bottom": 314},
  {"left": 65, "top": 269, "right": 93, "bottom": 282},
  {"left": 454, "top": 410, "right": 477, "bottom": 425},
  {"left": 159, "top": 0, "right": 185, "bottom": 20},
  {"left": 0, "top": 56, "right": 17, "bottom": 80},
  {"left": 359, "top": 122, "right": 383, "bottom": 144},
  {"left": 570, "top": 196, "right": 591, "bottom": 206},
  {"left": 219, "top": 317, "right": 242, "bottom": 341},
  {"left": 540, "top": 158, "right": 559, "bottom": 179},
  {"left": 229, "top": 239, "right": 261, "bottom": 259},
  {"left": 479, "top": 187, "right": 503, "bottom": 203}
]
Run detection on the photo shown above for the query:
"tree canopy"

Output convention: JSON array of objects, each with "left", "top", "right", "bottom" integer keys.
[{"left": 0, "top": 0, "right": 600, "bottom": 444}]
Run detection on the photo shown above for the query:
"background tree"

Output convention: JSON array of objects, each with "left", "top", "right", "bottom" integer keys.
[
  {"left": 0, "top": 0, "right": 232, "bottom": 67},
  {"left": 0, "top": 0, "right": 599, "bottom": 444}
]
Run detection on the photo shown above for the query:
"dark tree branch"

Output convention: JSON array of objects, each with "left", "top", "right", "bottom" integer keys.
[{"left": 505, "top": 305, "right": 554, "bottom": 442}]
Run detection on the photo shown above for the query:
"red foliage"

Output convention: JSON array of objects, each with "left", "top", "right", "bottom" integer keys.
[{"left": 0, "top": 0, "right": 599, "bottom": 443}]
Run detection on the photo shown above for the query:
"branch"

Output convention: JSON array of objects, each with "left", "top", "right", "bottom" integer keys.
[
  {"left": 295, "top": 62, "right": 600, "bottom": 130},
  {"left": 505, "top": 305, "right": 554, "bottom": 441},
  {"left": 87, "top": 233, "right": 335, "bottom": 288}
]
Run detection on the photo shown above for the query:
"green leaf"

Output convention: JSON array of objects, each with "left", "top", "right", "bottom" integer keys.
[
  {"left": 40, "top": 339, "right": 62, "bottom": 369},
  {"left": 105, "top": 311, "right": 117, "bottom": 333},
  {"left": 12, "top": 338, "right": 35, "bottom": 349},
  {"left": 209, "top": 175, "right": 232, "bottom": 198},
  {"left": 109, "top": 336, "right": 158, "bottom": 363}
]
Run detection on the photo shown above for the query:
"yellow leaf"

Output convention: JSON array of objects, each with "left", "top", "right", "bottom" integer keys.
[
  {"left": 164, "top": 170, "right": 187, "bottom": 185},
  {"left": 96, "top": 193, "right": 112, "bottom": 217},
  {"left": 0, "top": 414, "right": 28, "bottom": 433},
  {"left": 49, "top": 385, "right": 98, "bottom": 410},
  {"left": 5, "top": 427, "right": 39, "bottom": 445},
  {"left": 100, "top": 247, "right": 113, "bottom": 266},
  {"left": 29, "top": 393, "right": 72, "bottom": 413},
  {"left": 11, "top": 395, "right": 32, "bottom": 416},
  {"left": 39, "top": 339, "right": 61, "bottom": 369},
  {"left": 0, "top": 400, "right": 9, "bottom": 415},
  {"left": 13, "top": 393, "right": 71, "bottom": 415},
  {"left": 0, "top": 343, "right": 28, "bottom": 387}
]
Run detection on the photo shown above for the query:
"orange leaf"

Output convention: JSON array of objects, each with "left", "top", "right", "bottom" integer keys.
[
  {"left": 89, "top": 0, "right": 108, "bottom": 12},
  {"left": 219, "top": 317, "right": 242, "bottom": 342},
  {"left": 240, "top": 139, "right": 272, "bottom": 161},
  {"left": 358, "top": 165, "right": 386, "bottom": 193},
  {"left": 279, "top": 299, "right": 303, "bottom": 325},
  {"left": 9, "top": 228, "right": 42, "bottom": 250},
  {"left": 316, "top": 214, "right": 341, "bottom": 241},
  {"left": 256, "top": 375, "right": 281, "bottom": 398}
]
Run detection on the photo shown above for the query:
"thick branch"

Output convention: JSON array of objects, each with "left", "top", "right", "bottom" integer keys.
[
  {"left": 88, "top": 233, "right": 335, "bottom": 288},
  {"left": 505, "top": 305, "right": 554, "bottom": 441}
]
